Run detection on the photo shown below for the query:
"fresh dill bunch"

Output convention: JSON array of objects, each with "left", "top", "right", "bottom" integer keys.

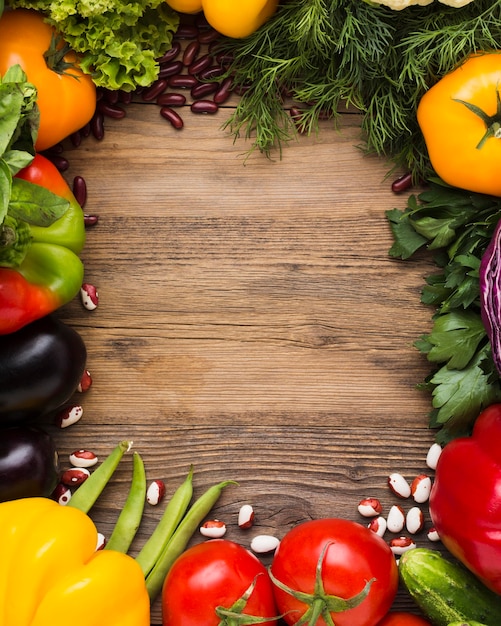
[{"left": 216, "top": 0, "right": 501, "bottom": 179}]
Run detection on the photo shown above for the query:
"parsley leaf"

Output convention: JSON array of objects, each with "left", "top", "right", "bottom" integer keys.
[{"left": 387, "top": 179, "right": 501, "bottom": 443}]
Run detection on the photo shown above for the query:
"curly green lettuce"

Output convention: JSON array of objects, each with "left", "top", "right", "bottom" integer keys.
[{"left": 7, "top": 1, "right": 179, "bottom": 91}]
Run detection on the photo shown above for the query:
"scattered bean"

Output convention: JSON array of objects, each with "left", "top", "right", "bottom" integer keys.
[
  {"left": 391, "top": 172, "right": 413, "bottom": 194},
  {"left": 183, "top": 40, "right": 201, "bottom": 66},
  {"left": 84, "top": 214, "right": 99, "bottom": 227},
  {"left": 238, "top": 504, "right": 255, "bottom": 529},
  {"left": 188, "top": 54, "right": 212, "bottom": 76},
  {"left": 411, "top": 474, "right": 432, "bottom": 503},
  {"left": 388, "top": 472, "right": 411, "bottom": 499},
  {"left": 141, "top": 78, "right": 168, "bottom": 102},
  {"left": 200, "top": 519, "right": 227, "bottom": 538},
  {"left": 158, "top": 41, "right": 182, "bottom": 65},
  {"left": 156, "top": 93, "right": 186, "bottom": 107},
  {"left": 72, "top": 175, "right": 87, "bottom": 208},
  {"left": 175, "top": 24, "right": 199, "bottom": 39},
  {"left": 90, "top": 111, "right": 105, "bottom": 140},
  {"left": 197, "top": 27, "right": 220, "bottom": 44},
  {"left": 158, "top": 61, "right": 184, "bottom": 79},
  {"left": 386, "top": 504, "right": 405, "bottom": 533},
  {"left": 146, "top": 479, "right": 166, "bottom": 506},
  {"left": 80, "top": 283, "right": 99, "bottom": 311},
  {"left": 61, "top": 467, "right": 91, "bottom": 487},
  {"left": 191, "top": 82, "right": 218, "bottom": 99},
  {"left": 191, "top": 100, "right": 219, "bottom": 115},
  {"left": 169, "top": 75, "right": 199, "bottom": 89},
  {"left": 214, "top": 77, "right": 233, "bottom": 104},
  {"left": 69, "top": 449, "right": 98, "bottom": 468},
  {"left": 250, "top": 534, "right": 280, "bottom": 554},
  {"left": 197, "top": 66, "right": 225, "bottom": 81},
  {"left": 160, "top": 107, "right": 184, "bottom": 130},
  {"left": 55, "top": 404, "right": 84, "bottom": 429}
]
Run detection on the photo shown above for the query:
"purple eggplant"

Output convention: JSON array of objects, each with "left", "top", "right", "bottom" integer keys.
[
  {"left": 0, "top": 426, "right": 59, "bottom": 502},
  {"left": 0, "top": 315, "right": 87, "bottom": 426}
]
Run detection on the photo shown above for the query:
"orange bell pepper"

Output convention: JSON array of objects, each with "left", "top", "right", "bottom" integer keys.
[{"left": 0, "top": 497, "right": 150, "bottom": 626}]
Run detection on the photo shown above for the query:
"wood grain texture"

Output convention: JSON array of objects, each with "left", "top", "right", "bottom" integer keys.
[{"left": 46, "top": 102, "right": 441, "bottom": 623}]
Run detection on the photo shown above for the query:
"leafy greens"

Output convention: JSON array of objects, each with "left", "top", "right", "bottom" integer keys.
[
  {"left": 6, "top": 0, "right": 179, "bottom": 92},
  {"left": 387, "top": 180, "right": 501, "bottom": 444},
  {"left": 214, "top": 0, "right": 501, "bottom": 181}
]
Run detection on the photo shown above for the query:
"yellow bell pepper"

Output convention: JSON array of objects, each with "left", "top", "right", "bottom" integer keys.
[
  {"left": 0, "top": 497, "right": 150, "bottom": 626},
  {"left": 166, "top": 0, "right": 279, "bottom": 38}
]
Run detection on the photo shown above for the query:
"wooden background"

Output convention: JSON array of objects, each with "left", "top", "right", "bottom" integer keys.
[{"left": 45, "top": 91, "right": 440, "bottom": 623}]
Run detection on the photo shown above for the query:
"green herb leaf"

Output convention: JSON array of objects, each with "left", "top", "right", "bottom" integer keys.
[
  {"left": 421, "top": 311, "right": 486, "bottom": 370},
  {"left": 386, "top": 206, "right": 428, "bottom": 259},
  {"left": 0, "top": 158, "right": 12, "bottom": 224},
  {"left": 9, "top": 178, "right": 69, "bottom": 227},
  {"left": 0, "top": 214, "right": 31, "bottom": 268},
  {"left": 428, "top": 346, "right": 501, "bottom": 444},
  {"left": 3, "top": 149, "right": 34, "bottom": 175}
]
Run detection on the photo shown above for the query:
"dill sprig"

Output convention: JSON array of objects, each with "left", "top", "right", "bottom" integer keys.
[{"left": 216, "top": 0, "right": 501, "bottom": 179}]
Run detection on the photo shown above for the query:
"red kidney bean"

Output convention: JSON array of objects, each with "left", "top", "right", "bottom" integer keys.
[
  {"left": 169, "top": 75, "right": 199, "bottom": 89},
  {"left": 214, "top": 76, "right": 233, "bottom": 104},
  {"left": 80, "top": 122, "right": 91, "bottom": 138},
  {"left": 391, "top": 172, "right": 413, "bottom": 194},
  {"left": 141, "top": 78, "right": 168, "bottom": 101},
  {"left": 156, "top": 92, "right": 186, "bottom": 107},
  {"left": 84, "top": 214, "right": 99, "bottom": 227},
  {"left": 215, "top": 52, "right": 234, "bottom": 67},
  {"left": 102, "top": 89, "right": 119, "bottom": 104},
  {"left": 44, "top": 142, "right": 64, "bottom": 155},
  {"left": 191, "top": 82, "right": 218, "bottom": 99},
  {"left": 48, "top": 154, "right": 70, "bottom": 172},
  {"left": 198, "top": 28, "right": 220, "bottom": 44},
  {"left": 191, "top": 100, "right": 219, "bottom": 115},
  {"left": 160, "top": 106, "right": 184, "bottom": 129},
  {"left": 70, "top": 131, "right": 82, "bottom": 148},
  {"left": 289, "top": 107, "right": 306, "bottom": 133},
  {"left": 72, "top": 175, "right": 87, "bottom": 208},
  {"left": 91, "top": 111, "right": 105, "bottom": 140},
  {"left": 118, "top": 90, "right": 133, "bottom": 105},
  {"left": 158, "top": 60, "right": 184, "bottom": 79},
  {"left": 157, "top": 41, "right": 181, "bottom": 65},
  {"left": 175, "top": 24, "right": 199, "bottom": 39},
  {"left": 97, "top": 100, "right": 127, "bottom": 119},
  {"left": 188, "top": 54, "right": 212, "bottom": 76},
  {"left": 183, "top": 40, "right": 201, "bottom": 67},
  {"left": 197, "top": 66, "right": 225, "bottom": 81}
]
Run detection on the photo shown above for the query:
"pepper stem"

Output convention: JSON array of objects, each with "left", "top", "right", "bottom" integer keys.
[
  {"left": 454, "top": 87, "right": 501, "bottom": 150},
  {"left": 43, "top": 34, "right": 81, "bottom": 79}
]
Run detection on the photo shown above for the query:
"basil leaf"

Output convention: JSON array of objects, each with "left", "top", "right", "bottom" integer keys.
[
  {"left": 3, "top": 149, "right": 34, "bottom": 175},
  {"left": 0, "top": 158, "right": 12, "bottom": 225},
  {"left": 0, "top": 84, "right": 25, "bottom": 156},
  {"left": 9, "top": 178, "right": 69, "bottom": 227}
]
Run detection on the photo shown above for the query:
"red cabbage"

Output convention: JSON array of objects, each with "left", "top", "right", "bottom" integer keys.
[{"left": 480, "top": 218, "right": 501, "bottom": 374}]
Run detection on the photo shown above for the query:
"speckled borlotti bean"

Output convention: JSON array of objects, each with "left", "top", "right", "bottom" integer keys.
[
  {"left": 389, "top": 536, "right": 416, "bottom": 555},
  {"left": 405, "top": 506, "right": 425, "bottom": 534},
  {"left": 238, "top": 504, "right": 255, "bottom": 529},
  {"left": 386, "top": 505, "right": 406, "bottom": 533},
  {"left": 200, "top": 519, "right": 227, "bottom": 538},
  {"left": 61, "top": 467, "right": 91, "bottom": 487},
  {"left": 357, "top": 497, "right": 383, "bottom": 517},
  {"left": 367, "top": 516, "right": 387, "bottom": 537},
  {"left": 51, "top": 483, "right": 72, "bottom": 505},
  {"left": 426, "top": 443, "right": 442, "bottom": 470},
  {"left": 81, "top": 283, "right": 99, "bottom": 310},
  {"left": 69, "top": 449, "right": 98, "bottom": 468},
  {"left": 55, "top": 404, "right": 84, "bottom": 428},
  {"left": 411, "top": 474, "right": 432, "bottom": 503},
  {"left": 147, "top": 480, "right": 166, "bottom": 506},
  {"left": 250, "top": 534, "right": 280, "bottom": 554},
  {"left": 388, "top": 473, "right": 411, "bottom": 499}
]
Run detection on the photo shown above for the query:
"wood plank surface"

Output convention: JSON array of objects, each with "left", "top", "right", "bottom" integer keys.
[{"left": 44, "top": 100, "right": 440, "bottom": 623}]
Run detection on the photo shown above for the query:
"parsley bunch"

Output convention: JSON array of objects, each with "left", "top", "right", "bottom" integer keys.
[{"left": 387, "top": 180, "right": 501, "bottom": 443}]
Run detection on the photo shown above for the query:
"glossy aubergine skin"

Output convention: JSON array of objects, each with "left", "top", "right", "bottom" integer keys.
[
  {"left": 0, "top": 315, "right": 87, "bottom": 425},
  {"left": 0, "top": 426, "right": 59, "bottom": 502}
]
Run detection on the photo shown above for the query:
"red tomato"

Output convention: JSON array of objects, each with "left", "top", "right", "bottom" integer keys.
[
  {"left": 270, "top": 518, "right": 399, "bottom": 626},
  {"left": 376, "top": 612, "right": 432, "bottom": 626},
  {"left": 161, "top": 539, "right": 278, "bottom": 626}
]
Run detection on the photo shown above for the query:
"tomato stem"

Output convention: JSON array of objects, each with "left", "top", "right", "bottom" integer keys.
[{"left": 43, "top": 34, "right": 81, "bottom": 79}]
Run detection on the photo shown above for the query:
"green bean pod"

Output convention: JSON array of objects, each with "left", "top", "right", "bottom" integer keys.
[
  {"left": 105, "top": 451, "right": 146, "bottom": 553},
  {"left": 67, "top": 440, "right": 132, "bottom": 514},
  {"left": 145, "top": 479, "right": 237, "bottom": 601},
  {"left": 135, "top": 465, "right": 194, "bottom": 577}
]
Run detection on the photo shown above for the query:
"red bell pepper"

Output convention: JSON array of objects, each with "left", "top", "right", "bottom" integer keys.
[
  {"left": 429, "top": 403, "right": 501, "bottom": 595},
  {"left": 0, "top": 154, "right": 85, "bottom": 334}
]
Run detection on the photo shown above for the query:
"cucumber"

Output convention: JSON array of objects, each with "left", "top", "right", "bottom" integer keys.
[{"left": 398, "top": 548, "right": 501, "bottom": 626}]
